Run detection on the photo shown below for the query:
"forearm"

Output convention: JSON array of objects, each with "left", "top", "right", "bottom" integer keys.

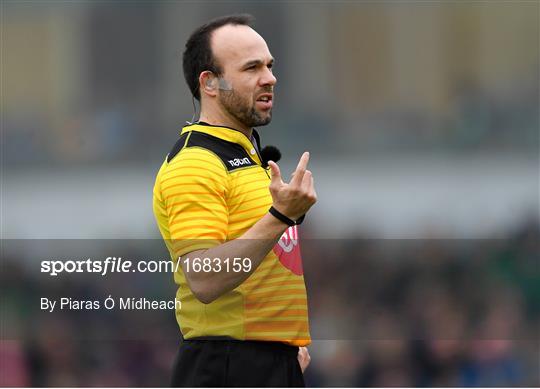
[{"left": 182, "top": 213, "right": 288, "bottom": 304}]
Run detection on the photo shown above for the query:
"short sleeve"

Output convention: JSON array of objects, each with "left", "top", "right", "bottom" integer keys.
[{"left": 159, "top": 147, "right": 229, "bottom": 257}]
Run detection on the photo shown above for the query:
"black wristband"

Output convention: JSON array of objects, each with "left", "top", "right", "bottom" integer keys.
[{"left": 269, "top": 206, "right": 305, "bottom": 226}]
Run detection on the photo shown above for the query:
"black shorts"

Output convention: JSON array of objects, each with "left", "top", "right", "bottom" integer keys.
[{"left": 171, "top": 337, "right": 305, "bottom": 387}]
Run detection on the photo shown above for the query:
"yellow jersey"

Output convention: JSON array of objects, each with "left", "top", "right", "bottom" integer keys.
[{"left": 153, "top": 123, "right": 310, "bottom": 346}]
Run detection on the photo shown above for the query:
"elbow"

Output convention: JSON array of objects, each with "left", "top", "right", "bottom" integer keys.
[
  {"left": 195, "top": 292, "right": 216, "bottom": 305},
  {"left": 190, "top": 282, "right": 218, "bottom": 305}
]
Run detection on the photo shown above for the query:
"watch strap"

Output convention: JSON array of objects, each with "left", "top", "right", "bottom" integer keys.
[{"left": 269, "top": 206, "right": 305, "bottom": 226}]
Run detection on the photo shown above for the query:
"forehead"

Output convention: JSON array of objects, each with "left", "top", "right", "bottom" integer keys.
[{"left": 210, "top": 24, "right": 272, "bottom": 69}]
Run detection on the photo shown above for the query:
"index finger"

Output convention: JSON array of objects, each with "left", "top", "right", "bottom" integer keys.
[{"left": 291, "top": 151, "right": 310, "bottom": 186}]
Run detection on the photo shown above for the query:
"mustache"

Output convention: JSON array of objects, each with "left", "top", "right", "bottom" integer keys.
[{"left": 256, "top": 87, "right": 274, "bottom": 95}]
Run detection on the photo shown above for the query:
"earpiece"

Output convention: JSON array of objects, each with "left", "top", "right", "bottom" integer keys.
[
  {"left": 202, "top": 73, "right": 232, "bottom": 92},
  {"left": 205, "top": 78, "right": 216, "bottom": 90}
]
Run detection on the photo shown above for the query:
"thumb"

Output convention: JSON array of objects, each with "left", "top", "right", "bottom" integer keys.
[{"left": 267, "top": 160, "right": 283, "bottom": 185}]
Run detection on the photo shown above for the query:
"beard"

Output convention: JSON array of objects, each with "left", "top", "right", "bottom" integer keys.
[{"left": 218, "top": 86, "right": 272, "bottom": 128}]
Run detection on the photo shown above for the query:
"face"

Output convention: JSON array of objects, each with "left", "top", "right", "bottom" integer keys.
[{"left": 210, "top": 25, "right": 277, "bottom": 128}]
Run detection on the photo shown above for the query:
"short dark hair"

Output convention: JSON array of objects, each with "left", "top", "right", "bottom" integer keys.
[{"left": 182, "top": 14, "right": 255, "bottom": 100}]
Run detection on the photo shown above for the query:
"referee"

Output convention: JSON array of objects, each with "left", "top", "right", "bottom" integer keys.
[{"left": 153, "top": 14, "right": 317, "bottom": 387}]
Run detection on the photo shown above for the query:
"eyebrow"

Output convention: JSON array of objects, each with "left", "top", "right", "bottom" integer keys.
[{"left": 241, "top": 58, "right": 275, "bottom": 69}]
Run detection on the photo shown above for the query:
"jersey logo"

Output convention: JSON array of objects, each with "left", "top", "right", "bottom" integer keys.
[
  {"left": 272, "top": 225, "right": 303, "bottom": 275},
  {"left": 228, "top": 157, "right": 251, "bottom": 167}
]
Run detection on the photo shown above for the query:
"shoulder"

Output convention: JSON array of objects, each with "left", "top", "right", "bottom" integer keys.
[
  {"left": 158, "top": 133, "right": 228, "bottom": 190},
  {"left": 165, "top": 132, "right": 226, "bottom": 172}
]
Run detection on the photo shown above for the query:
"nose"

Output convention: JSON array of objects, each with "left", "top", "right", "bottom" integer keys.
[{"left": 260, "top": 67, "right": 277, "bottom": 87}]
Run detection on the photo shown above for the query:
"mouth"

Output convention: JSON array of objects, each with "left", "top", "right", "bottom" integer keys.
[{"left": 255, "top": 93, "right": 273, "bottom": 110}]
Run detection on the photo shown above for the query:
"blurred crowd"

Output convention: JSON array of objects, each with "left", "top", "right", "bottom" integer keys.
[
  {"left": 303, "top": 218, "right": 539, "bottom": 386},
  {"left": 1, "top": 219, "right": 538, "bottom": 387}
]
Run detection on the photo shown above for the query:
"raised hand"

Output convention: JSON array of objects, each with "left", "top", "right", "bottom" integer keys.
[{"left": 267, "top": 151, "right": 317, "bottom": 221}]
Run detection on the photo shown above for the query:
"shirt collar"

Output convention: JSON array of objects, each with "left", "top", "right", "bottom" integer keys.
[{"left": 181, "top": 122, "right": 262, "bottom": 165}]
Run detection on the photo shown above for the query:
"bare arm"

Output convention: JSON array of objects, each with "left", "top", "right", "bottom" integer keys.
[{"left": 182, "top": 152, "right": 317, "bottom": 304}]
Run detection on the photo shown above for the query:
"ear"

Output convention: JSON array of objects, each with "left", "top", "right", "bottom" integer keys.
[{"left": 199, "top": 71, "right": 218, "bottom": 97}]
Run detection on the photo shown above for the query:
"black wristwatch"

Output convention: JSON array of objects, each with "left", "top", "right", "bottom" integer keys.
[{"left": 269, "top": 206, "right": 305, "bottom": 226}]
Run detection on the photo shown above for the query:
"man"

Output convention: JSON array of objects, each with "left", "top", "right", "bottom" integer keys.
[{"left": 153, "top": 14, "right": 316, "bottom": 387}]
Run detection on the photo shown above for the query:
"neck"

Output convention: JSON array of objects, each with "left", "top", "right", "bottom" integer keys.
[{"left": 199, "top": 105, "right": 252, "bottom": 138}]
